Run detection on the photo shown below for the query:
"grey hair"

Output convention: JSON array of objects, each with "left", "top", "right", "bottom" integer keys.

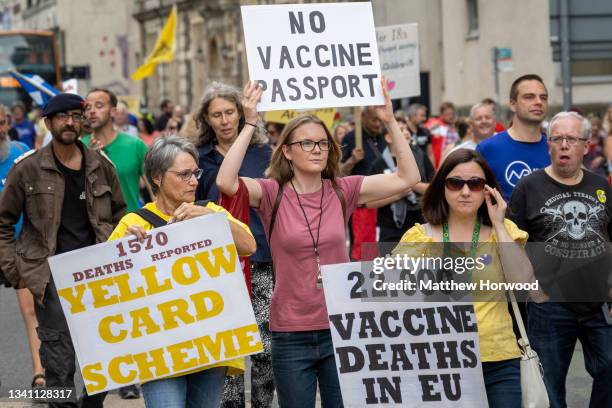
[
  {"left": 194, "top": 81, "right": 267, "bottom": 147},
  {"left": 547, "top": 111, "right": 591, "bottom": 140},
  {"left": 469, "top": 102, "right": 494, "bottom": 119},
  {"left": 407, "top": 103, "right": 426, "bottom": 119},
  {"left": 145, "top": 136, "right": 199, "bottom": 194}
]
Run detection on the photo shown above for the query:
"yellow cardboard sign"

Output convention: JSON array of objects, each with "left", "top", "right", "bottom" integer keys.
[
  {"left": 48, "top": 213, "right": 262, "bottom": 394},
  {"left": 264, "top": 108, "right": 337, "bottom": 130},
  {"left": 118, "top": 95, "right": 141, "bottom": 115}
]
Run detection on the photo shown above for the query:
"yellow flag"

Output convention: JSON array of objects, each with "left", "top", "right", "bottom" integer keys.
[{"left": 132, "top": 5, "right": 177, "bottom": 80}]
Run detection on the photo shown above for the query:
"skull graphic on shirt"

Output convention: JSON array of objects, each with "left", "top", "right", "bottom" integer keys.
[{"left": 562, "top": 201, "right": 588, "bottom": 239}]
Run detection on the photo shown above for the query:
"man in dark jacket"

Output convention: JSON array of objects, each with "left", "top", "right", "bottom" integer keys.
[{"left": 0, "top": 93, "right": 126, "bottom": 407}]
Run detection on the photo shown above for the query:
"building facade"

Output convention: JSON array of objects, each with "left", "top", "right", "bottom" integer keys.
[
  {"left": 374, "top": 0, "right": 612, "bottom": 116},
  {"left": 1, "top": 0, "right": 611, "bottom": 116},
  {"left": 0, "top": 0, "right": 140, "bottom": 98}
]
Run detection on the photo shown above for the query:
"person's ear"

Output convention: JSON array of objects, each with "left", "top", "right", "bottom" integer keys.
[
  {"left": 152, "top": 173, "right": 163, "bottom": 191},
  {"left": 282, "top": 144, "right": 292, "bottom": 161},
  {"left": 583, "top": 139, "right": 590, "bottom": 156},
  {"left": 509, "top": 98, "right": 517, "bottom": 114}
]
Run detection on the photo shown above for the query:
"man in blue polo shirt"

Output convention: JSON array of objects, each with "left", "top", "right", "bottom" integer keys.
[{"left": 476, "top": 74, "right": 551, "bottom": 201}]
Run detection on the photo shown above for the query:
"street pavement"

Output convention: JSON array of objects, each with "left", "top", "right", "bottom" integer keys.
[{"left": 0, "top": 286, "right": 592, "bottom": 407}]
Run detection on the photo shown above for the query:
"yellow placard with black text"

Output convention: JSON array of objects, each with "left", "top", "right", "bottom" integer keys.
[
  {"left": 48, "top": 213, "right": 262, "bottom": 394},
  {"left": 264, "top": 108, "right": 337, "bottom": 130}
]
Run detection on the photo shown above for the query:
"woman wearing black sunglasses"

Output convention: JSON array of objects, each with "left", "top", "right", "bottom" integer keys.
[{"left": 394, "top": 148, "right": 544, "bottom": 408}]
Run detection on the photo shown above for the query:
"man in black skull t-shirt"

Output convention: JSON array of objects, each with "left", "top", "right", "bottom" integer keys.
[{"left": 510, "top": 111, "right": 612, "bottom": 408}]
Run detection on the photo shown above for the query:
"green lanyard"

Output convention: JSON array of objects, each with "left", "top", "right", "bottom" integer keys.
[{"left": 442, "top": 219, "right": 481, "bottom": 259}]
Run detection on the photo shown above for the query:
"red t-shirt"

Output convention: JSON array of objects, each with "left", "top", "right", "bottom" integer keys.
[{"left": 256, "top": 176, "right": 364, "bottom": 331}]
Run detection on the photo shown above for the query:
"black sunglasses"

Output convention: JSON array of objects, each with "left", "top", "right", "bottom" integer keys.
[{"left": 444, "top": 177, "right": 486, "bottom": 192}]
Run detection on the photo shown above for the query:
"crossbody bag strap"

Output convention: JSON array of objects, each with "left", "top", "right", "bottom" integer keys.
[
  {"left": 330, "top": 179, "right": 347, "bottom": 225},
  {"left": 132, "top": 208, "right": 167, "bottom": 228},
  {"left": 269, "top": 181, "right": 284, "bottom": 242},
  {"left": 132, "top": 201, "right": 211, "bottom": 229},
  {"left": 508, "top": 290, "right": 532, "bottom": 352},
  {"left": 268, "top": 182, "right": 285, "bottom": 289},
  {"left": 365, "top": 136, "right": 384, "bottom": 161}
]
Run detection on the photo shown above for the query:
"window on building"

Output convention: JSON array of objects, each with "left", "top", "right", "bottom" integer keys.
[
  {"left": 572, "top": 60, "right": 612, "bottom": 77},
  {"left": 466, "top": 0, "right": 479, "bottom": 39},
  {"left": 209, "top": 39, "right": 221, "bottom": 80}
]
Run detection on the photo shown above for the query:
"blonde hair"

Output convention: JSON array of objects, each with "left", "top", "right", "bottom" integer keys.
[{"left": 265, "top": 115, "right": 342, "bottom": 184}]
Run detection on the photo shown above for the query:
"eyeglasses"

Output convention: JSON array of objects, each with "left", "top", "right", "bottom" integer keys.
[
  {"left": 55, "top": 112, "right": 84, "bottom": 122},
  {"left": 547, "top": 136, "right": 588, "bottom": 146},
  {"left": 444, "top": 177, "right": 486, "bottom": 192},
  {"left": 167, "top": 168, "right": 203, "bottom": 181},
  {"left": 287, "top": 139, "right": 330, "bottom": 152}
]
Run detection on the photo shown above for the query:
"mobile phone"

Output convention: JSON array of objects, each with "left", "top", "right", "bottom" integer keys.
[{"left": 603, "top": 302, "right": 612, "bottom": 325}]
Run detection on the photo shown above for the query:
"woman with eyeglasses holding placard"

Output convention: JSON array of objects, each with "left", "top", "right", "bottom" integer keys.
[
  {"left": 393, "top": 148, "right": 546, "bottom": 408},
  {"left": 216, "top": 78, "right": 421, "bottom": 407},
  {"left": 108, "top": 136, "right": 256, "bottom": 408}
]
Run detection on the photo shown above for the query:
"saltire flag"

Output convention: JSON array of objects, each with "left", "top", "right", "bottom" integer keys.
[
  {"left": 9, "top": 69, "right": 60, "bottom": 106},
  {"left": 131, "top": 5, "right": 177, "bottom": 80}
]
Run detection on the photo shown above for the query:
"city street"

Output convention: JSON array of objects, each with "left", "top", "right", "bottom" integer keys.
[{"left": 1, "top": 2, "right": 611, "bottom": 407}]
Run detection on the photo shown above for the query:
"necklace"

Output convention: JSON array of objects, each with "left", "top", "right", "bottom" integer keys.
[
  {"left": 442, "top": 219, "right": 481, "bottom": 282},
  {"left": 290, "top": 178, "right": 324, "bottom": 289}
]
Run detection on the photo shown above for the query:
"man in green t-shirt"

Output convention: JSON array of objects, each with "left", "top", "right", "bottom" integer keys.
[{"left": 83, "top": 88, "right": 147, "bottom": 213}]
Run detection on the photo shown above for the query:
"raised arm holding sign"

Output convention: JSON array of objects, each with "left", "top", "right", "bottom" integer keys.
[{"left": 215, "top": 73, "right": 420, "bottom": 406}]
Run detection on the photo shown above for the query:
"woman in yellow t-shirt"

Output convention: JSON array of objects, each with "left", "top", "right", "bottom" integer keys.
[
  {"left": 108, "top": 136, "right": 256, "bottom": 408},
  {"left": 394, "top": 149, "right": 543, "bottom": 408}
]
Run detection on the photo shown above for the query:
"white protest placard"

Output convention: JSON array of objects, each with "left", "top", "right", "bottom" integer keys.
[
  {"left": 61, "top": 78, "right": 78, "bottom": 95},
  {"left": 241, "top": 2, "right": 384, "bottom": 111},
  {"left": 322, "top": 262, "right": 487, "bottom": 407},
  {"left": 376, "top": 23, "right": 420, "bottom": 99},
  {"left": 49, "top": 213, "right": 262, "bottom": 395}
]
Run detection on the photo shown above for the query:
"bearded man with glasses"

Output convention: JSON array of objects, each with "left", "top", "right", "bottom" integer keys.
[{"left": 0, "top": 93, "right": 126, "bottom": 407}]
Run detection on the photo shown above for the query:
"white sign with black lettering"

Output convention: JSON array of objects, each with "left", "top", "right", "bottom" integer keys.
[
  {"left": 322, "top": 262, "right": 487, "bottom": 407},
  {"left": 241, "top": 2, "right": 383, "bottom": 111},
  {"left": 376, "top": 23, "right": 420, "bottom": 99}
]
